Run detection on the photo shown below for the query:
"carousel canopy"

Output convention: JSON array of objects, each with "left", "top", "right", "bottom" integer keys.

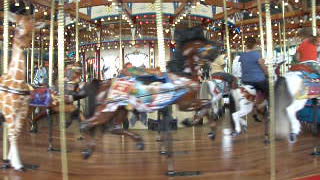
[{"left": 0, "top": 0, "right": 318, "bottom": 50}]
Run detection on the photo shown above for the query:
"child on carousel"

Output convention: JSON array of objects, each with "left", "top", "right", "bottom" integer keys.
[{"left": 296, "top": 27, "right": 320, "bottom": 74}]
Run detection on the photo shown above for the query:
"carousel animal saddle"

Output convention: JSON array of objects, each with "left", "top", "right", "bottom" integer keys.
[
  {"left": 103, "top": 75, "right": 192, "bottom": 112},
  {"left": 135, "top": 75, "right": 168, "bottom": 85},
  {"left": 30, "top": 87, "right": 52, "bottom": 107},
  {"left": 297, "top": 72, "right": 320, "bottom": 99},
  {"left": 211, "top": 72, "right": 235, "bottom": 84},
  {"left": 289, "top": 64, "right": 316, "bottom": 73}
]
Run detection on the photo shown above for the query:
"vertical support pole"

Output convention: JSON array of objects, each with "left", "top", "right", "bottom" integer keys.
[
  {"left": 26, "top": 48, "right": 30, "bottom": 83},
  {"left": 281, "top": 1, "right": 287, "bottom": 73},
  {"left": 31, "top": 21, "right": 35, "bottom": 84},
  {"left": 241, "top": 23, "right": 245, "bottom": 52},
  {"left": 57, "top": 0, "right": 69, "bottom": 179},
  {"left": 188, "top": 8, "right": 192, "bottom": 28},
  {"left": 2, "top": 0, "right": 9, "bottom": 162},
  {"left": 257, "top": 0, "right": 265, "bottom": 58},
  {"left": 155, "top": 0, "right": 166, "bottom": 72},
  {"left": 82, "top": 52, "right": 86, "bottom": 82},
  {"left": 265, "top": 1, "right": 276, "bottom": 180},
  {"left": 312, "top": 0, "right": 317, "bottom": 36},
  {"left": 98, "top": 26, "right": 101, "bottom": 79},
  {"left": 119, "top": 8, "right": 123, "bottom": 69},
  {"left": 38, "top": 31, "right": 41, "bottom": 67},
  {"left": 49, "top": 0, "right": 56, "bottom": 87},
  {"left": 223, "top": 0, "right": 231, "bottom": 73},
  {"left": 75, "top": 0, "right": 80, "bottom": 63}
]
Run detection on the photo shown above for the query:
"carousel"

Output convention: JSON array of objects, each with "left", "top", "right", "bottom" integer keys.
[{"left": 0, "top": 0, "right": 319, "bottom": 179}]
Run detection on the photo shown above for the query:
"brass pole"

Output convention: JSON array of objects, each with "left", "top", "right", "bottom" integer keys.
[
  {"left": 223, "top": 0, "right": 232, "bottom": 73},
  {"left": 188, "top": 9, "right": 192, "bottom": 28},
  {"left": 119, "top": 8, "right": 123, "bottom": 69},
  {"left": 155, "top": 0, "right": 166, "bottom": 72},
  {"left": 49, "top": 0, "right": 56, "bottom": 87},
  {"left": 57, "top": 1, "right": 69, "bottom": 179},
  {"left": 2, "top": 0, "right": 9, "bottom": 161},
  {"left": 75, "top": 0, "right": 80, "bottom": 62},
  {"left": 312, "top": 0, "right": 317, "bottom": 36},
  {"left": 31, "top": 22, "right": 35, "bottom": 84},
  {"left": 281, "top": 1, "right": 287, "bottom": 73},
  {"left": 241, "top": 23, "right": 245, "bottom": 52},
  {"left": 257, "top": 0, "right": 265, "bottom": 58},
  {"left": 265, "top": 1, "right": 276, "bottom": 180},
  {"left": 38, "top": 31, "right": 41, "bottom": 68},
  {"left": 26, "top": 48, "right": 30, "bottom": 83}
]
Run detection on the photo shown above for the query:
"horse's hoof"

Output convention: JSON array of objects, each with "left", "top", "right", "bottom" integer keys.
[
  {"left": 208, "top": 132, "right": 216, "bottom": 140},
  {"left": 15, "top": 167, "right": 26, "bottom": 172},
  {"left": 160, "top": 151, "right": 167, "bottom": 155},
  {"left": 2, "top": 161, "right": 11, "bottom": 169},
  {"left": 231, "top": 131, "right": 240, "bottom": 137},
  {"left": 181, "top": 119, "right": 193, "bottom": 127},
  {"left": 136, "top": 142, "right": 145, "bottom": 150},
  {"left": 242, "top": 125, "right": 248, "bottom": 133},
  {"left": 82, "top": 149, "right": 93, "bottom": 160},
  {"left": 253, "top": 114, "right": 262, "bottom": 122},
  {"left": 29, "top": 127, "right": 38, "bottom": 133},
  {"left": 264, "top": 139, "right": 270, "bottom": 144},
  {"left": 80, "top": 122, "right": 92, "bottom": 132},
  {"left": 65, "top": 120, "right": 73, "bottom": 129},
  {"left": 289, "top": 133, "right": 297, "bottom": 144}
]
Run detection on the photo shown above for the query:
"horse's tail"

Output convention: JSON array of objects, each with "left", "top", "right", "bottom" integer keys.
[
  {"left": 274, "top": 77, "right": 292, "bottom": 139},
  {"left": 199, "top": 81, "right": 211, "bottom": 100}
]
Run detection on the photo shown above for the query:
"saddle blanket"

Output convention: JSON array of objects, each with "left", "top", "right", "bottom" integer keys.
[
  {"left": 297, "top": 99, "right": 320, "bottom": 123},
  {"left": 297, "top": 72, "right": 320, "bottom": 99},
  {"left": 103, "top": 73, "right": 197, "bottom": 113},
  {"left": 30, "top": 87, "right": 52, "bottom": 107}
]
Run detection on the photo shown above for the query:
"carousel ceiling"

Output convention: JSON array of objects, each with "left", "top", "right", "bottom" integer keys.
[{"left": 0, "top": 0, "right": 317, "bottom": 50}]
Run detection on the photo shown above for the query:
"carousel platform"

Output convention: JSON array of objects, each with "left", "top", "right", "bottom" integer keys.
[{"left": 1, "top": 111, "right": 320, "bottom": 180}]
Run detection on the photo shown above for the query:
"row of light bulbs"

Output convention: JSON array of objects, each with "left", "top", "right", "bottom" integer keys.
[{"left": 172, "top": 0, "right": 205, "bottom": 26}]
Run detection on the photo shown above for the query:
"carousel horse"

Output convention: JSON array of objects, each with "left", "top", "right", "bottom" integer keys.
[
  {"left": 32, "top": 65, "right": 48, "bottom": 87},
  {"left": 0, "top": 4, "right": 46, "bottom": 171},
  {"left": 28, "top": 62, "right": 83, "bottom": 133},
  {"left": 79, "top": 26, "right": 224, "bottom": 159},
  {"left": 198, "top": 61, "right": 284, "bottom": 143},
  {"left": 231, "top": 61, "right": 285, "bottom": 141},
  {"left": 275, "top": 63, "right": 320, "bottom": 143}
]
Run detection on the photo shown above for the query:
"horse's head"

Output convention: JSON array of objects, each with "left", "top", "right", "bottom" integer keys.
[
  {"left": 182, "top": 40, "right": 224, "bottom": 70},
  {"left": 9, "top": 1, "right": 46, "bottom": 48},
  {"left": 65, "top": 62, "right": 83, "bottom": 84},
  {"left": 169, "top": 26, "right": 224, "bottom": 78}
]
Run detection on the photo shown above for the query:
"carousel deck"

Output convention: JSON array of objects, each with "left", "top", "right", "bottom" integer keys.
[{"left": 0, "top": 115, "right": 320, "bottom": 180}]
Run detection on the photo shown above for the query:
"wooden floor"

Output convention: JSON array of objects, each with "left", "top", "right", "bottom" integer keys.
[{"left": 1, "top": 114, "right": 320, "bottom": 180}]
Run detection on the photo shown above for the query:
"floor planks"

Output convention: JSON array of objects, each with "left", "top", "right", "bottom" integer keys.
[{"left": 1, "top": 114, "right": 320, "bottom": 180}]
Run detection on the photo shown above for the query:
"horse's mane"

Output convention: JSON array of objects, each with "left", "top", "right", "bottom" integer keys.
[{"left": 167, "top": 26, "right": 223, "bottom": 74}]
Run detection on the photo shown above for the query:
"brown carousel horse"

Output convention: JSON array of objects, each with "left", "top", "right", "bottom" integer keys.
[
  {"left": 78, "top": 27, "right": 224, "bottom": 159},
  {"left": 28, "top": 62, "right": 83, "bottom": 132},
  {"left": 27, "top": 61, "right": 84, "bottom": 150}
]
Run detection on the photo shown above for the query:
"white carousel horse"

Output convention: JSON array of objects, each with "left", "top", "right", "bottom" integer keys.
[
  {"left": 275, "top": 63, "right": 320, "bottom": 143},
  {"left": 33, "top": 66, "right": 48, "bottom": 86}
]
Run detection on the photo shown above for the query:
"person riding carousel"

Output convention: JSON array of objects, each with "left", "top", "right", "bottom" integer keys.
[
  {"left": 296, "top": 27, "right": 320, "bottom": 75},
  {"left": 239, "top": 37, "right": 268, "bottom": 97}
]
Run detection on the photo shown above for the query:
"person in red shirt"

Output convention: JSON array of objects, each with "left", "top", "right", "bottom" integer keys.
[{"left": 296, "top": 28, "right": 320, "bottom": 74}]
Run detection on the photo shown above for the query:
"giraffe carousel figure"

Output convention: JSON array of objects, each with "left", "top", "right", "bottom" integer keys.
[{"left": 0, "top": 2, "right": 45, "bottom": 171}]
